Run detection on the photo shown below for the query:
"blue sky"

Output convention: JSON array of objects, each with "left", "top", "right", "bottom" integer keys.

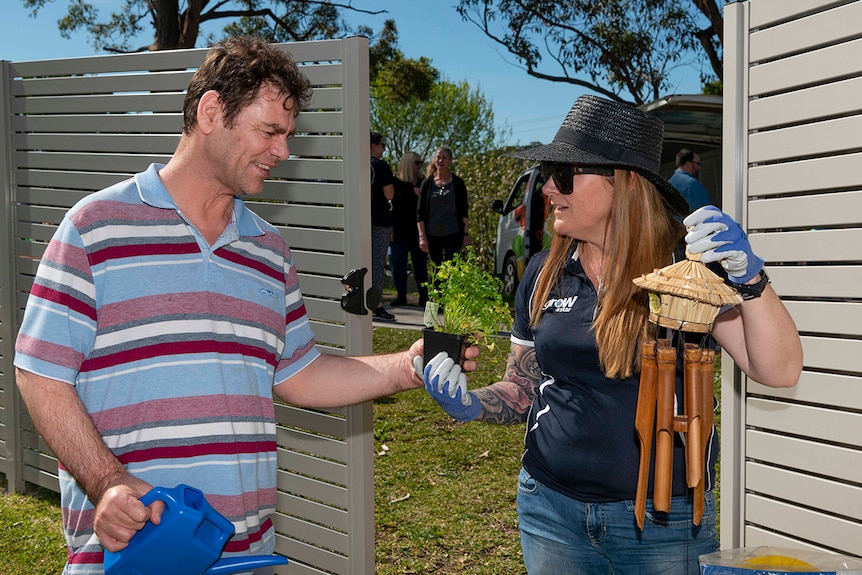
[{"left": 1, "top": 0, "right": 705, "bottom": 146}]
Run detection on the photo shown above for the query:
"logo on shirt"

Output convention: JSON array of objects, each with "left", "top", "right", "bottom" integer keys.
[{"left": 542, "top": 296, "right": 578, "bottom": 313}]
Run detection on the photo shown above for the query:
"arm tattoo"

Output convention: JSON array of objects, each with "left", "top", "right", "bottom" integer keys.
[{"left": 473, "top": 345, "right": 541, "bottom": 425}]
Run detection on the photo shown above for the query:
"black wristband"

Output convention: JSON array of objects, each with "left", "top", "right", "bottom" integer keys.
[{"left": 731, "top": 270, "right": 770, "bottom": 300}]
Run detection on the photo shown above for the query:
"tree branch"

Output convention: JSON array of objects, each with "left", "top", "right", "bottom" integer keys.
[{"left": 691, "top": 0, "right": 723, "bottom": 79}]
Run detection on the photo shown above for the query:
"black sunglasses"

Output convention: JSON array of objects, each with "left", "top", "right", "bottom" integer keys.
[{"left": 540, "top": 162, "right": 615, "bottom": 194}]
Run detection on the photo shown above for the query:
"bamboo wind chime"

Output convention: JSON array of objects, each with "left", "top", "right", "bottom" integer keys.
[{"left": 631, "top": 251, "right": 742, "bottom": 530}]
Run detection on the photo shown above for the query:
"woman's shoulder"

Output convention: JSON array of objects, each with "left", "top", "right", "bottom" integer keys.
[{"left": 522, "top": 249, "right": 550, "bottom": 282}]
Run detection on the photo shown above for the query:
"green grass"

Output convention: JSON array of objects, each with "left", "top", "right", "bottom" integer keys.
[
  {"left": 372, "top": 328, "right": 524, "bottom": 574},
  {"left": 0, "top": 483, "right": 66, "bottom": 575},
  {"left": 1, "top": 327, "right": 719, "bottom": 575},
  {"left": 0, "top": 327, "right": 523, "bottom": 575}
]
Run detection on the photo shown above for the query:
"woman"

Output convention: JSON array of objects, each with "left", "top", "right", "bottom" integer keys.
[
  {"left": 390, "top": 152, "right": 429, "bottom": 307},
  {"left": 417, "top": 146, "right": 469, "bottom": 268},
  {"left": 417, "top": 96, "right": 802, "bottom": 575}
]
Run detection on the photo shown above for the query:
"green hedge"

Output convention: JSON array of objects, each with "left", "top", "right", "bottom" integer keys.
[{"left": 451, "top": 149, "right": 530, "bottom": 275}]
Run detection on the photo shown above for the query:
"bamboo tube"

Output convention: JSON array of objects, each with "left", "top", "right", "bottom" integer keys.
[
  {"left": 693, "top": 348, "right": 715, "bottom": 525},
  {"left": 684, "top": 344, "right": 703, "bottom": 489},
  {"left": 653, "top": 340, "right": 677, "bottom": 513},
  {"left": 635, "top": 340, "right": 658, "bottom": 530}
]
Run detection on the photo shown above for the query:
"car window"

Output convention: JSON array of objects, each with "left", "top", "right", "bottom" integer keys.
[
  {"left": 531, "top": 169, "right": 545, "bottom": 196},
  {"left": 505, "top": 173, "right": 530, "bottom": 213}
]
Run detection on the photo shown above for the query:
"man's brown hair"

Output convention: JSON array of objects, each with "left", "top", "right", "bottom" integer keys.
[{"left": 183, "top": 36, "right": 313, "bottom": 134}]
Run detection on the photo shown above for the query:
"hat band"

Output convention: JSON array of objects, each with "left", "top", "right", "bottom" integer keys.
[{"left": 553, "top": 127, "right": 659, "bottom": 172}]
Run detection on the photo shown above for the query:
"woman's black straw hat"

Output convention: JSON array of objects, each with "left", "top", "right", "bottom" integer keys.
[{"left": 509, "top": 95, "right": 689, "bottom": 216}]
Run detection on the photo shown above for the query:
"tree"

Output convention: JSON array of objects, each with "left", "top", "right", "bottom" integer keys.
[
  {"left": 20, "top": 0, "right": 387, "bottom": 52},
  {"left": 367, "top": 20, "right": 506, "bottom": 163},
  {"left": 372, "top": 78, "right": 506, "bottom": 164},
  {"left": 456, "top": 0, "right": 724, "bottom": 105},
  {"left": 368, "top": 20, "right": 438, "bottom": 104}
]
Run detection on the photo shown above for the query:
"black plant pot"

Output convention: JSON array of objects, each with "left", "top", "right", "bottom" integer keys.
[{"left": 422, "top": 327, "right": 466, "bottom": 365}]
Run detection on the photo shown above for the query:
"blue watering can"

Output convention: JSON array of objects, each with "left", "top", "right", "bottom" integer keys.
[{"left": 104, "top": 484, "right": 288, "bottom": 575}]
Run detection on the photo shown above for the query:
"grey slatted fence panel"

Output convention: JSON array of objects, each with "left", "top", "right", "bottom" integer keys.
[
  {"left": 723, "top": 0, "right": 862, "bottom": 556},
  {"left": 0, "top": 61, "right": 18, "bottom": 485},
  {"left": 1, "top": 37, "right": 373, "bottom": 575}
]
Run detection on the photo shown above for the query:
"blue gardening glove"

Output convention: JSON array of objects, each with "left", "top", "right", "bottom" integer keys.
[
  {"left": 413, "top": 352, "right": 481, "bottom": 422},
  {"left": 683, "top": 205, "right": 764, "bottom": 284}
]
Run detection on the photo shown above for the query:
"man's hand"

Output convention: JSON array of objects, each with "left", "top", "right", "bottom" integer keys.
[
  {"left": 94, "top": 475, "right": 162, "bottom": 553},
  {"left": 414, "top": 351, "right": 481, "bottom": 422},
  {"left": 684, "top": 205, "right": 764, "bottom": 284}
]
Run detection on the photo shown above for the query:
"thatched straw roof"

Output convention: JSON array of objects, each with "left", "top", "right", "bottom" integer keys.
[{"left": 633, "top": 257, "right": 742, "bottom": 307}]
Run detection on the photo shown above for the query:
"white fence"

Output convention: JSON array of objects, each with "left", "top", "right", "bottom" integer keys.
[{"left": 722, "top": 0, "right": 862, "bottom": 556}]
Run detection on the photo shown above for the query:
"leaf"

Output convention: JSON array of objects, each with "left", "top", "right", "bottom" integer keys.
[{"left": 388, "top": 493, "right": 411, "bottom": 504}]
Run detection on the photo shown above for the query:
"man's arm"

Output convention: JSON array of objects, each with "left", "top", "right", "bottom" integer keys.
[
  {"left": 273, "top": 339, "right": 479, "bottom": 408},
  {"left": 15, "top": 368, "right": 160, "bottom": 551}
]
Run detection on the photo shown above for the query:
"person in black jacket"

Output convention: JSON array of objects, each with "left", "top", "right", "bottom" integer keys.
[
  {"left": 370, "top": 132, "right": 396, "bottom": 321},
  {"left": 390, "top": 151, "right": 429, "bottom": 307},
  {"left": 417, "top": 146, "right": 469, "bottom": 268}
]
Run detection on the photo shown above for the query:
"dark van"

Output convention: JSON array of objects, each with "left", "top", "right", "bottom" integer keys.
[{"left": 492, "top": 94, "right": 722, "bottom": 296}]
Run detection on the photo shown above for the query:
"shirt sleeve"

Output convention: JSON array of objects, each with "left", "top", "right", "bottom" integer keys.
[
  {"left": 14, "top": 216, "right": 97, "bottom": 384},
  {"left": 511, "top": 251, "right": 547, "bottom": 347},
  {"left": 416, "top": 179, "right": 430, "bottom": 223},
  {"left": 274, "top": 243, "right": 320, "bottom": 384}
]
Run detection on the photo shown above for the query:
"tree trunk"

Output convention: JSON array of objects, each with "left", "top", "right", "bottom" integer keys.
[
  {"left": 152, "top": 0, "right": 181, "bottom": 50},
  {"left": 179, "top": 0, "right": 204, "bottom": 49}
]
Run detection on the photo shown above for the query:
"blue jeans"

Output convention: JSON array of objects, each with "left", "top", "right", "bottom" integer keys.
[{"left": 517, "top": 468, "right": 718, "bottom": 575}]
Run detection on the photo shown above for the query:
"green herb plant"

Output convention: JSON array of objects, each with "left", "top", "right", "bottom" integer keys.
[{"left": 424, "top": 247, "right": 513, "bottom": 350}]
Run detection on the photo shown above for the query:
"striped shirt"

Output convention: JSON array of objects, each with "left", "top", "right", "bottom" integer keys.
[{"left": 14, "top": 163, "right": 320, "bottom": 574}]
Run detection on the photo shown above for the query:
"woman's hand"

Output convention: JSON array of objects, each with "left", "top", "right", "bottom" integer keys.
[
  {"left": 414, "top": 351, "right": 481, "bottom": 422},
  {"left": 684, "top": 205, "right": 764, "bottom": 284}
]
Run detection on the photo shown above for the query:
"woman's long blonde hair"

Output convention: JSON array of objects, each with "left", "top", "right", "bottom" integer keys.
[
  {"left": 397, "top": 151, "right": 421, "bottom": 182},
  {"left": 529, "top": 170, "right": 685, "bottom": 379}
]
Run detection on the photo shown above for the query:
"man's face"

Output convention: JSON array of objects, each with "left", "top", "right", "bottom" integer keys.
[
  {"left": 688, "top": 154, "right": 702, "bottom": 177},
  {"left": 210, "top": 83, "right": 296, "bottom": 197},
  {"left": 371, "top": 139, "right": 386, "bottom": 159}
]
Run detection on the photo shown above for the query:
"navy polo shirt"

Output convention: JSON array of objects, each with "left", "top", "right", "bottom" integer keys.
[{"left": 514, "top": 246, "right": 719, "bottom": 503}]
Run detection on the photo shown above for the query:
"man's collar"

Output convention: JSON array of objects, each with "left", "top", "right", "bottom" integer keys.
[{"left": 136, "top": 164, "right": 263, "bottom": 237}]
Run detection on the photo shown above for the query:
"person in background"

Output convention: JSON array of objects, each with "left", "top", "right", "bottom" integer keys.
[
  {"left": 417, "top": 146, "right": 469, "bottom": 268},
  {"left": 668, "top": 147, "right": 712, "bottom": 211},
  {"left": 390, "top": 151, "right": 429, "bottom": 307},
  {"left": 13, "top": 37, "right": 480, "bottom": 575},
  {"left": 370, "top": 132, "right": 397, "bottom": 321},
  {"left": 417, "top": 95, "right": 802, "bottom": 575}
]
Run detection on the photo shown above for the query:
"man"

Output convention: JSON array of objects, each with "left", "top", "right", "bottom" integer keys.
[
  {"left": 370, "top": 132, "right": 396, "bottom": 321},
  {"left": 14, "top": 37, "right": 474, "bottom": 574},
  {"left": 668, "top": 148, "right": 712, "bottom": 211}
]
